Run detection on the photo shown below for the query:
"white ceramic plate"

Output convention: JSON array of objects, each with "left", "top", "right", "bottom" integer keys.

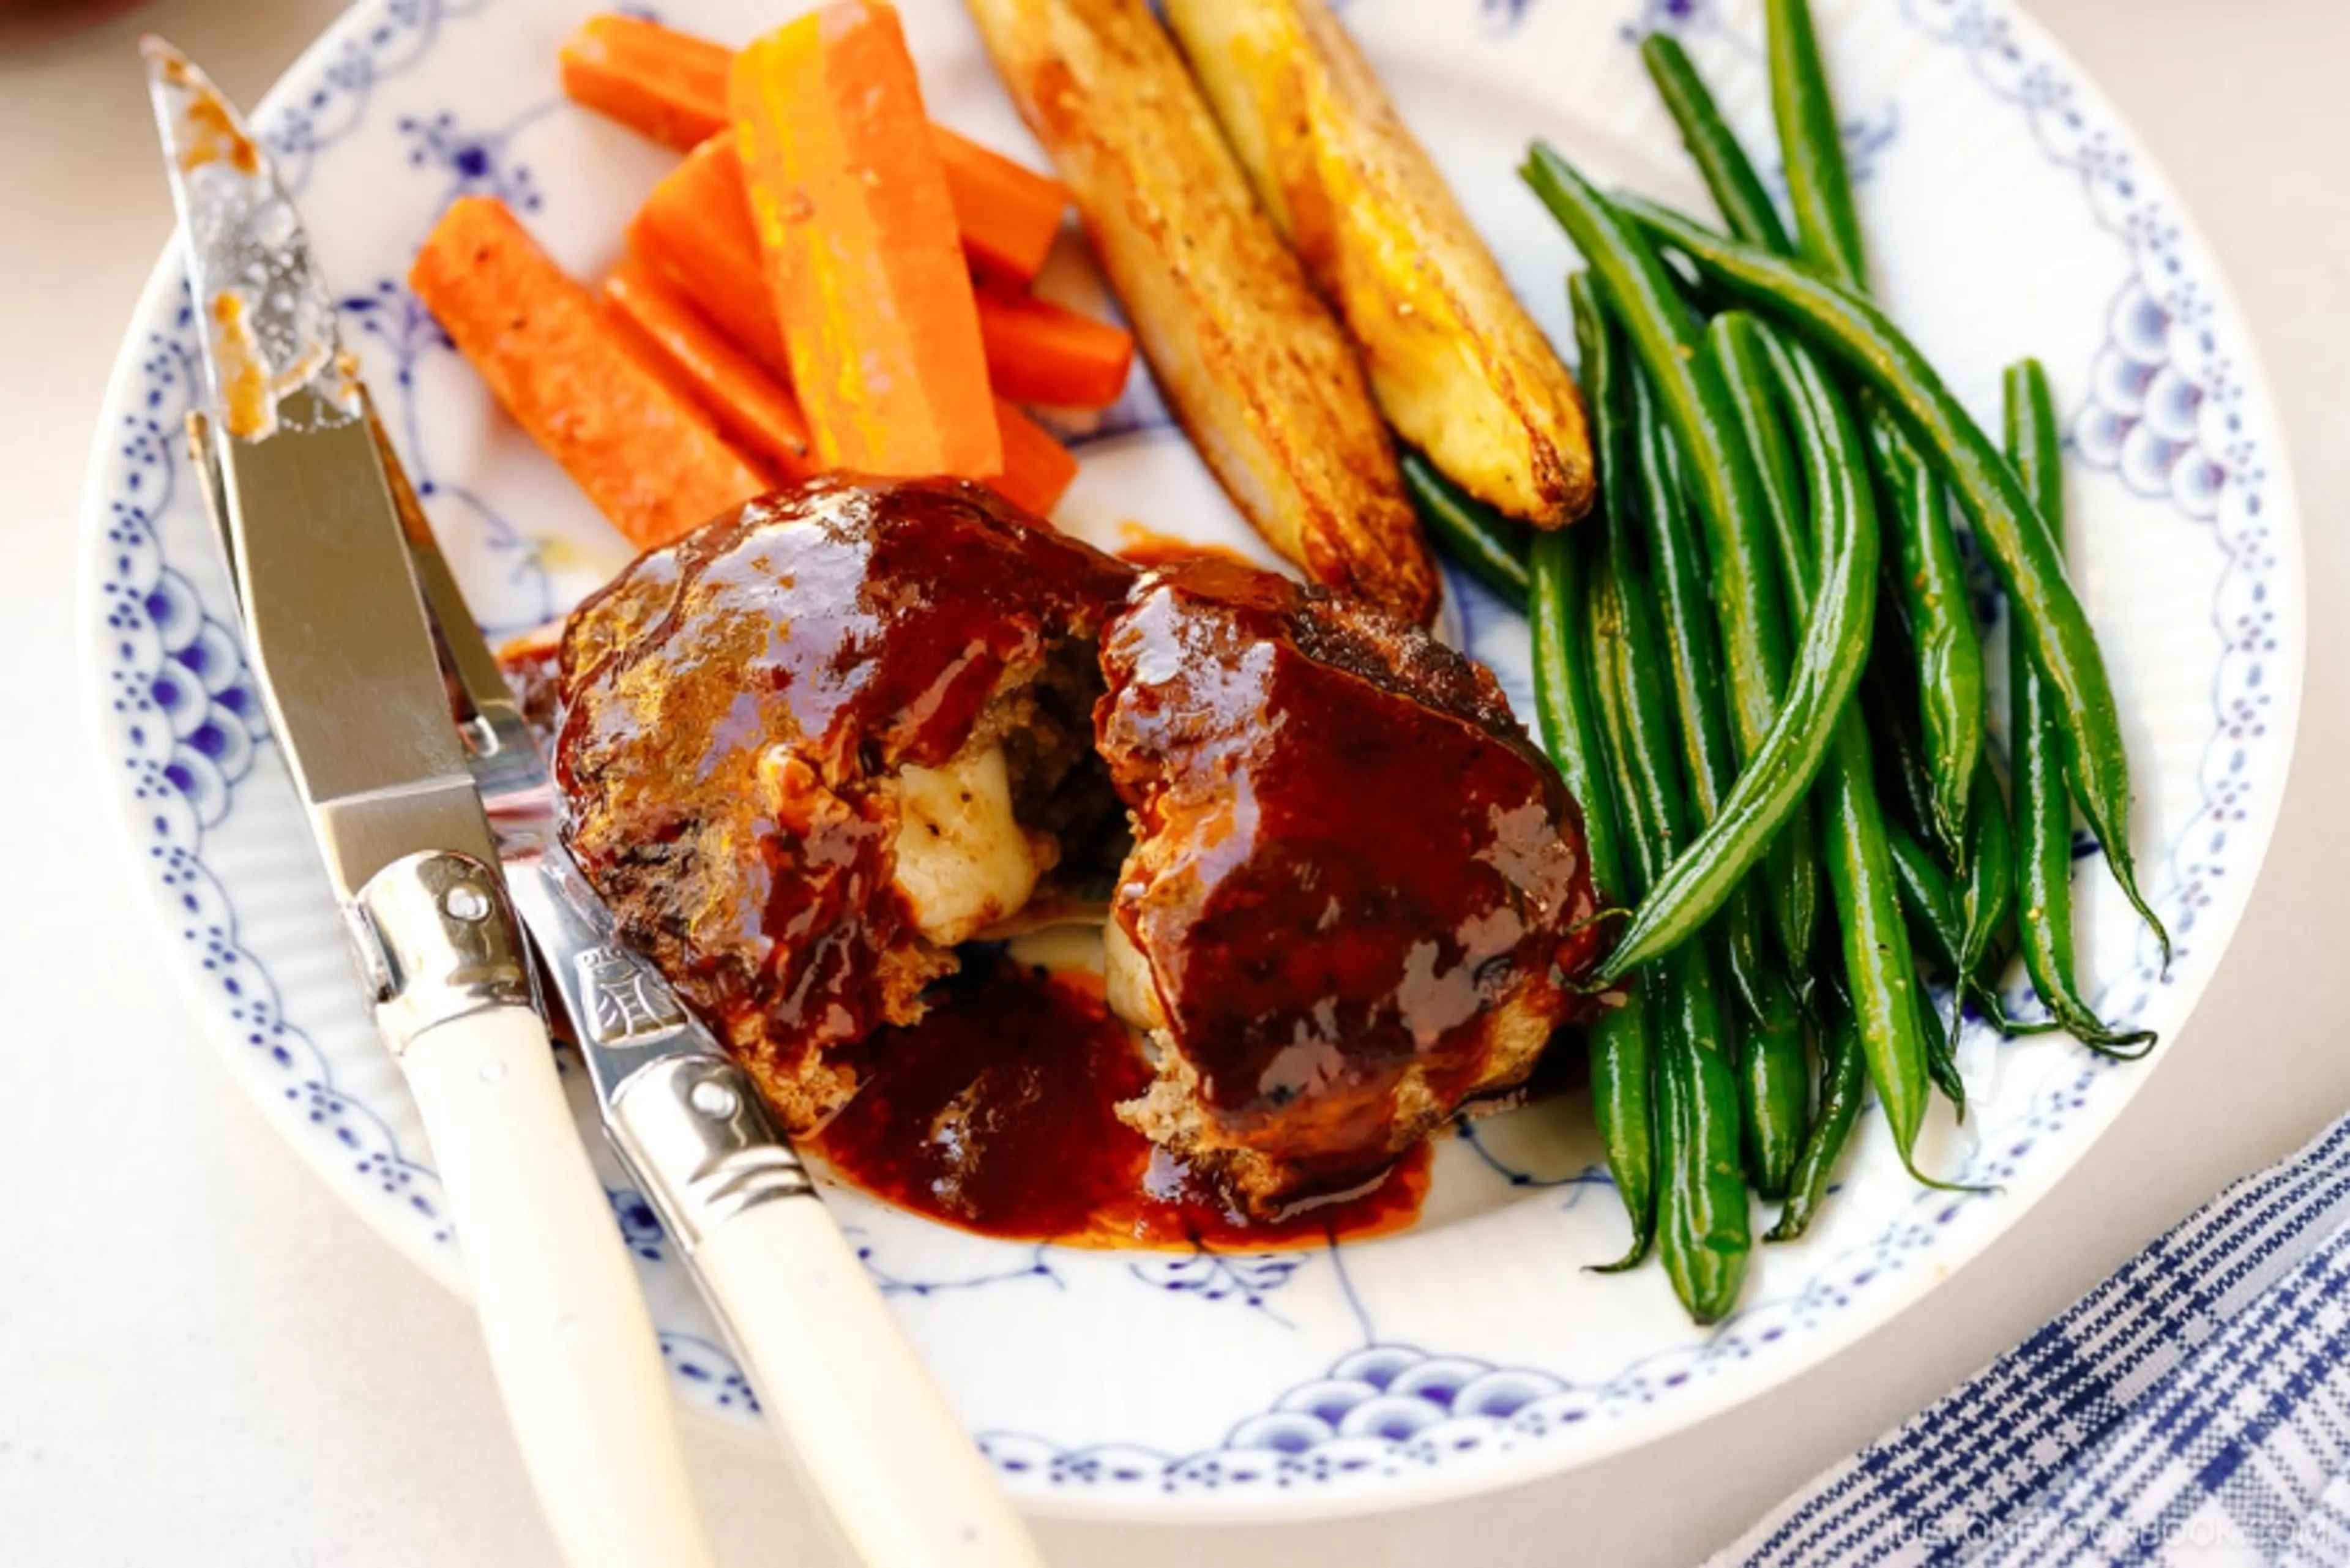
[{"left": 81, "top": 0, "right": 2305, "bottom": 1522}]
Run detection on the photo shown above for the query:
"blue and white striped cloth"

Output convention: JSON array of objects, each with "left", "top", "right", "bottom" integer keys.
[{"left": 1722, "top": 1114, "right": 2350, "bottom": 1566}]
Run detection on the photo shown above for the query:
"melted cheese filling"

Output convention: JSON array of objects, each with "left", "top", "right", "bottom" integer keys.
[
  {"left": 892, "top": 746, "right": 1043, "bottom": 946},
  {"left": 1102, "top": 916, "right": 1168, "bottom": 1035}
]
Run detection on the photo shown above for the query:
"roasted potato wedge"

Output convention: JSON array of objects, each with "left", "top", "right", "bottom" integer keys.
[
  {"left": 1165, "top": 0, "right": 1595, "bottom": 528},
  {"left": 963, "top": 0, "right": 1438, "bottom": 623}
]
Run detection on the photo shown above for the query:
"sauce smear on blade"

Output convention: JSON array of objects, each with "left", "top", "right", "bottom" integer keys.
[{"left": 811, "top": 961, "right": 1431, "bottom": 1249}]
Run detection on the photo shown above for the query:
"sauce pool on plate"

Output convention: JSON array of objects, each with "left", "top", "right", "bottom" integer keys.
[{"left": 810, "top": 957, "right": 1432, "bottom": 1249}]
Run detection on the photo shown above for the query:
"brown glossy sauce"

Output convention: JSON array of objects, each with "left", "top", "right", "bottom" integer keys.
[
  {"left": 164, "top": 54, "right": 262, "bottom": 176},
  {"left": 553, "top": 478, "right": 1134, "bottom": 1107},
  {"left": 1114, "top": 520, "right": 1258, "bottom": 571},
  {"left": 1094, "top": 561, "right": 1605, "bottom": 1193},
  {"left": 209, "top": 291, "right": 272, "bottom": 440},
  {"left": 811, "top": 961, "right": 1431, "bottom": 1249}
]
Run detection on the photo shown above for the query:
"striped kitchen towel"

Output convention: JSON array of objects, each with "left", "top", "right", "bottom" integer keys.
[{"left": 1721, "top": 1113, "right": 2350, "bottom": 1566}]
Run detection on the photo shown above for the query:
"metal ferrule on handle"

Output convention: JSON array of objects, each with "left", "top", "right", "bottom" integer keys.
[
  {"left": 345, "top": 848, "right": 536, "bottom": 1050},
  {"left": 498, "top": 837, "right": 821, "bottom": 1250}
]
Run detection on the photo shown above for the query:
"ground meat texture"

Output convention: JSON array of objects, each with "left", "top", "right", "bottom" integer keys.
[
  {"left": 1095, "top": 558, "right": 1607, "bottom": 1214},
  {"left": 554, "top": 476, "right": 1134, "bottom": 1131}
]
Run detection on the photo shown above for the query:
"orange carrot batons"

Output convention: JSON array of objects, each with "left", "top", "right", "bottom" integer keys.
[
  {"left": 564, "top": 12, "right": 1072, "bottom": 285},
  {"left": 559, "top": 13, "right": 731, "bottom": 151},
  {"left": 632, "top": 136, "right": 1129, "bottom": 410},
  {"left": 988, "top": 400, "right": 1081, "bottom": 517},
  {"left": 409, "top": 194, "right": 768, "bottom": 550},
  {"left": 731, "top": 3, "right": 1001, "bottom": 479},
  {"left": 933, "top": 125, "right": 1069, "bottom": 284},
  {"left": 976, "top": 291, "right": 1135, "bottom": 409},
  {"left": 625, "top": 138, "right": 791, "bottom": 378},
  {"left": 603, "top": 255, "right": 818, "bottom": 483}
]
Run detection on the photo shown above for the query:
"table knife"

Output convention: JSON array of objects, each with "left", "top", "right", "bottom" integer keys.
[
  {"left": 144, "top": 39, "right": 717, "bottom": 1568},
  {"left": 387, "top": 374, "right": 1045, "bottom": 1568}
]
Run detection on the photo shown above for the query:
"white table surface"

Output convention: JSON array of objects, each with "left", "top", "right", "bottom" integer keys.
[{"left": 2, "top": 1, "right": 2343, "bottom": 1563}]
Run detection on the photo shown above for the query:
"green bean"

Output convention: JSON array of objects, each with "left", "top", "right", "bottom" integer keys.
[
  {"left": 1957, "top": 758, "right": 2013, "bottom": 977},
  {"left": 1618, "top": 196, "right": 2169, "bottom": 965},
  {"left": 1522, "top": 152, "right": 1862, "bottom": 982},
  {"left": 1587, "top": 507, "right": 1750, "bottom": 1322},
  {"left": 1764, "top": 0, "right": 1867, "bottom": 290},
  {"left": 1740, "top": 971, "right": 1808, "bottom": 1200},
  {"left": 1884, "top": 819, "right": 1962, "bottom": 973},
  {"left": 1766, "top": 1006, "right": 1862, "bottom": 1243},
  {"left": 1589, "top": 526, "right": 1691, "bottom": 895},
  {"left": 1532, "top": 537, "right": 1655, "bottom": 1271},
  {"left": 1531, "top": 275, "right": 1653, "bottom": 1270},
  {"left": 1692, "top": 319, "right": 1840, "bottom": 1187},
  {"left": 1887, "top": 771, "right": 2053, "bottom": 1041},
  {"left": 1713, "top": 293, "right": 1947, "bottom": 1163},
  {"left": 1518, "top": 149, "right": 1818, "bottom": 973},
  {"left": 1646, "top": 25, "right": 1986, "bottom": 858},
  {"left": 1749, "top": 3, "right": 1988, "bottom": 857},
  {"left": 1862, "top": 631, "right": 1942, "bottom": 845},
  {"left": 2003, "top": 360, "right": 2157, "bottom": 1057},
  {"left": 1628, "top": 368, "right": 1777, "bottom": 1021},
  {"left": 1703, "top": 316, "right": 1842, "bottom": 1172},
  {"left": 1573, "top": 271, "right": 1641, "bottom": 554},
  {"left": 1954, "top": 765, "right": 2061, "bottom": 1039},
  {"left": 1869, "top": 413, "right": 1985, "bottom": 858},
  {"left": 1646, "top": 24, "right": 1987, "bottom": 859},
  {"left": 1758, "top": 329, "right": 1935, "bottom": 1171},
  {"left": 1881, "top": 819, "right": 1968, "bottom": 1116},
  {"left": 1400, "top": 447, "right": 1531, "bottom": 612},
  {"left": 1707, "top": 315, "right": 1811, "bottom": 626},
  {"left": 1817, "top": 717, "right": 1935, "bottom": 1154},
  {"left": 1621, "top": 59, "right": 1802, "bottom": 602},
  {"left": 1583, "top": 280, "right": 1802, "bottom": 1205},
  {"left": 1645, "top": 947, "right": 1751, "bottom": 1322},
  {"left": 1639, "top": 32, "right": 1793, "bottom": 256}
]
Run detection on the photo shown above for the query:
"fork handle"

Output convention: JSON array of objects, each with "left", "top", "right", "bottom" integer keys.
[
  {"left": 404, "top": 1006, "right": 718, "bottom": 1568},
  {"left": 695, "top": 1193, "right": 1045, "bottom": 1567}
]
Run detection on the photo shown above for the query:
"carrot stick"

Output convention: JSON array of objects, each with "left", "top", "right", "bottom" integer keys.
[
  {"left": 559, "top": 13, "right": 729, "bottom": 152},
  {"left": 569, "top": 12, "right": 1067, "bottom": 283},
  {"left": 603, "top": 255, "right": 818, "bottom": 483},
  {"left": 563, "top": 13, "right": 1069, "bottom": 285},
  {"left": 598, "top": 296, "right": 726, "bottom": 428},
  {"left": 625, "top": 137, "right": 789, "bottom": 380},
  {"left": 630, "top": 135, "right": 1130, "bottom": 411},
  {"left": 409, "top": 194, "right": 768, "bottom": 550},
  {"left": 731, "top": 3, "right": 1001, "bottom": 479},
  {"left": 974, "top": 291, "right": 1136, "bottom": 410},
  {"left": 933, "top": 125, "right": 1067, "bottom": 284},
  {"left": 987, "top": 400, "right": 1080, "bottom": 517}
]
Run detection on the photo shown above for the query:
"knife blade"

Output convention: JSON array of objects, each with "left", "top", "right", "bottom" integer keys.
[
  {"left": 394, "top": 411, "right": 1046, "bottom": 1568},
  {"left": 144, "top": 39, "right": 717, "bottom": 1568}
]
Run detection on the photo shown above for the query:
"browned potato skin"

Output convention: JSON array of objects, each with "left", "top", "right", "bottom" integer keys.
[
  {"left": 1165, "top": 0, "right": 1596, "bottom": 528},
  {"left": 963, "top": 0, "right": 1439, "bottom": 624}
]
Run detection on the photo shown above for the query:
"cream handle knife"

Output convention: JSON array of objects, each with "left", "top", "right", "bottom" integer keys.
[
  {"left": 354, "top": 853, "right": 720, "bottom": 1568},
  {"left": 147, "top": 39, "right": 717, "bottom": 1567}
]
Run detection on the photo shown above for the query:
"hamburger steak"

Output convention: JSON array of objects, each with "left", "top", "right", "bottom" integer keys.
[{"left": 546, "top": 476, "right": 1604, "bottom": 1217}]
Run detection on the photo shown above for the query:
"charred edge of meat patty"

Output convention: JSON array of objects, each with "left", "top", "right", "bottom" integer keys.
[{"left": 1110, "top": 923, "right": 1570, "bottom": 1217}]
